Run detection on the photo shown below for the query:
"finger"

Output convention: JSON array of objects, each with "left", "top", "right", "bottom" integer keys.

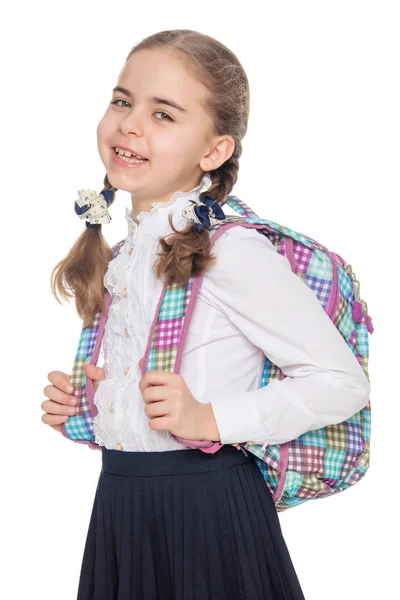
[
  {"left": 141, "top": 386, "right": 168, "bottom": 404},
  {"left": 47, "top": 370, "right": 74, "bottom": 394},
  {"left": 145, "top": 400, "right": 169, "bottom": 418},
  {"left": 42, "top": 384, "right": 77, "bottom": 408},
  {"left": 85, "top": 365, "right": 105, "bottom": 394},
  {"left": 148, "top": 416, "right": 170, "bottom": 431},
  {"left": 41, "top": 397, "right": 77, "bottom": 416},
  {"left": 139, "top": 370, "right": 177, "bottom": 393},
  {"left": 85, "top": 364, "right": 105, "bottom": 380},
  {"left": 42, "top": 412, "right": 70, "bottom": 426}
]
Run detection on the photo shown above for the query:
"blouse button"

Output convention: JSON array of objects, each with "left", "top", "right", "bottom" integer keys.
[
  {"left": 124, "top": 327, "right": 129, "bottom": 336},
  {"left": 109, "top": 403, "right": 114, "bottom": 413},
  {"left": 131, "top": 227, "right": 135, "bottom": 235},
  {"left": 128, "top": 247, "right": 134, "bottom": 255},
  {"left": 123, "top": 288, "right": 127, "bottom": 297},
  {"left": 116, "top": 442, "right": 123, "bottom": 450},
  {"left": 124, "top": 367, "right": 130, "bottom": 375}
]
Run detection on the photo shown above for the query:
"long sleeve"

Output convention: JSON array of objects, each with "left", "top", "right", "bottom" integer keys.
[{"left": 204, "top": 225, "right": 371, "bottom": 446}]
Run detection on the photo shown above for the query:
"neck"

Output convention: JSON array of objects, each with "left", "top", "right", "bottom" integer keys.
[{"left": 130, "top": 174, "right": 207, "bottom": 225}]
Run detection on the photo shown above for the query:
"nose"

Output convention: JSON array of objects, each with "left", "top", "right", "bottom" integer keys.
[{"left": 118, "top": 105, "right": 145, "bottom": 137}]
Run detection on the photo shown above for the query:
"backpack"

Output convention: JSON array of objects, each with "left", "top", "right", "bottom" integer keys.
[{"left": 62, "top": 196, "right": 374, "bottom": 512}]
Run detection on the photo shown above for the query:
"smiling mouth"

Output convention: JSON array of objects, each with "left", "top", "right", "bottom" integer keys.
[
  {"left": 113, "top": 147, "right": 149, "bottom": 160},
  {"left": 113, "top": 148, "right": 149, "bottom": 164}
]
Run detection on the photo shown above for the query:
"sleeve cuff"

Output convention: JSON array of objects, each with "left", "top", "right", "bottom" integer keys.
[{"left": 209, "top": 386, "right": 274, "bottom": 445}]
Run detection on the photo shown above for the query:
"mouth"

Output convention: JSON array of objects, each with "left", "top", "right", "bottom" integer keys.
[
  {"left": 112, "top": 146, "right": 149, "bottom": 162},
  {"left": 112, "top": 147, "right": 149, "bottom": 168}
]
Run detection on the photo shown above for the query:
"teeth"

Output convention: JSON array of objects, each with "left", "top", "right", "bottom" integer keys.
[
  {"left": 118, "top": 154, "right": 146, "bottom": 164},
  {"left": 115, "top": 147, "right": 146, "bottom": 160}
]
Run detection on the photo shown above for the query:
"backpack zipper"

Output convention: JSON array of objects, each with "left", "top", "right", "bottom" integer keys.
[
  {"left": 311, "top": 243, "right": 340, "bottom": 319},
  {"left": 307, "top": 240, "right": 372, "bottom": 331},
  {"left": 343, "top": 264, "right": 373, "bottom": 332}
]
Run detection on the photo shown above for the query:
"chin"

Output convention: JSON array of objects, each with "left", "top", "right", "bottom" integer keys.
[{"left": 107, "top": 172, "right": 140, "bottom": 194}]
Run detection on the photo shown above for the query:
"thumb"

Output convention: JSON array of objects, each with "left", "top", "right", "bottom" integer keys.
[
  {"left": 84, "top": 364, "right": 105, "bottom": 380},
  {"left": 85, "top": 364, "right": 105, "bottom": 394}
]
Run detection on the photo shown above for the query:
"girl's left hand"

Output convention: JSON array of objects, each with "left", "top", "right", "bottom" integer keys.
[{"left": 138, "top": 361, "right": 211, "bottom": 441}]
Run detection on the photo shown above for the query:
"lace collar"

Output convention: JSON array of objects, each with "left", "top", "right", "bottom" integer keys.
[{"left": 124, "top": 172, "right": 212, "bottom": 238}]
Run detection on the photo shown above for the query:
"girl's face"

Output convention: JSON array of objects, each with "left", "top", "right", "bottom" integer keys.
[{"left": 97, "top": 48, "right": 231, "bottom": 204}]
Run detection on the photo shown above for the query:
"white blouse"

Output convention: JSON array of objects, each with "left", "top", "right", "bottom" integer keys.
[{"left": 93, "top": 173, "right": 371, "bottom": 452}]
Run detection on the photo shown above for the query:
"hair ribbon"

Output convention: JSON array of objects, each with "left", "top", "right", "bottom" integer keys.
[
  {"left": 75, "top": 189, "right": 113, "bottom": 228},
  {"left": 182, "top": 193, "right": 226, "bottom": 232}
]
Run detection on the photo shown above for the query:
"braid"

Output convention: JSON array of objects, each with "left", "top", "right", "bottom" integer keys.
[
  {"left": 50, "top": 174, "right": 118, "bottom": 328},
  {"left": 102, "top": 173, "right": 118, "bottom": 199},
  {"left": 153, "top": 145, "right": 241, "bottom": 288},
  {"left": 203, "top": 149, "right": 240, "bottom": 204}
]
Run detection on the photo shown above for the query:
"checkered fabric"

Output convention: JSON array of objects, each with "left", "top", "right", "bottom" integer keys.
[
  {"left": 63, "top": 195, "right": 373, "bottom": 512},
  {"left": 61, "top": 239, "right": 126, "bottom": 450},
  {"left": 214, "top": 196, "right": 373, "bottom": 512}
]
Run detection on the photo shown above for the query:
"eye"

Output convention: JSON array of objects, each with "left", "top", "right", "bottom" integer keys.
[
  {"left": 110, "top": 99, "right": 130, "bottom": 108},
  {"left": 110, "top": 100, "right": 173, "bottom": 122},
  {"left": 154, "top": 111, "right": 173, "bottom": 122}
]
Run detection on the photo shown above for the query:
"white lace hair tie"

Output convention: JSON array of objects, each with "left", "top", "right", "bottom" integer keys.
[{"left": 75, "top": 189, "right": 113, "bottom": 228}]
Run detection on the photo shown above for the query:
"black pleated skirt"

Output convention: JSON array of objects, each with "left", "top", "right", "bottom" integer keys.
[{"left": 76, "top": 444, "right": 306, "bottom": 600}]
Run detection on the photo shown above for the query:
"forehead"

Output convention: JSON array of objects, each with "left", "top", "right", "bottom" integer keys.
[{"left": 117, "top": 48, "right": 210, "bottom": 113}]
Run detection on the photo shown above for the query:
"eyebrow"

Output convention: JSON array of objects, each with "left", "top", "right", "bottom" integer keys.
[{"left": 112, "top": 86, "right": 187, "bottom": 113}]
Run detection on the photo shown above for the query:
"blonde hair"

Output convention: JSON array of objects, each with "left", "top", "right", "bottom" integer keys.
[{"left": 51, "top": 29, "right": 250, "bottom": 327}]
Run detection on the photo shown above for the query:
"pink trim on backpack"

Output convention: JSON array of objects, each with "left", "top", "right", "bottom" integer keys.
[{"left": 85, "top": 292, "right": 112, "bottom": 417}]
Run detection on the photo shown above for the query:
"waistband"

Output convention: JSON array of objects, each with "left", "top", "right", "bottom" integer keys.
[{"left": 101, "top": 443, "right": 252, "bottom": 477}]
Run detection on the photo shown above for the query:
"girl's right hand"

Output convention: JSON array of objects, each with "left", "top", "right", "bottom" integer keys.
[{"left": 41, "top": 366, "right": 105, "bottom": 433}]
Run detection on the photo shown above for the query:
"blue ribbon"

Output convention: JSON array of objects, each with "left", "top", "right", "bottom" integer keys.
[{"left": 193, "top": 193, "right": 226, "bottom": 233}]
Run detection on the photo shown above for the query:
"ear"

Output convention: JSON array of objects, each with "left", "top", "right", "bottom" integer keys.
[{"left": 200, "top": 135, "right": 235, "bottom": 172}]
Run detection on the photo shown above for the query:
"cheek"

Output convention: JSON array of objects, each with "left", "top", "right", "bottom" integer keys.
[
  {"left": 156, "top": 133, "right": 194, "bottom": 161},
  {"left": 96, "top": 118, "right": 118, "bottom": 166},
  {"left": 97, "top": 107, "right": 121, "bottom": 145},
  {"left": 96, "top": 115, "right": 111, "bottom": 146}
]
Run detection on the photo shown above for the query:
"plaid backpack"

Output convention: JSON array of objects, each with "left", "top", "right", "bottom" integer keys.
[{"left": 62, "top": 196, "right": 373, "bottom": 512}]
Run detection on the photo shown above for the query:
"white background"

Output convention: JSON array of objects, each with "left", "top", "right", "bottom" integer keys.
[{"left": 2, "top": 1, "right": 398, "bottom": 598}]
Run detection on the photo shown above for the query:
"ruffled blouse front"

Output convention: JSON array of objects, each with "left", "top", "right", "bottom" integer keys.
[{"left": 93, "top": 173, "right": 213, "bottom": 451}]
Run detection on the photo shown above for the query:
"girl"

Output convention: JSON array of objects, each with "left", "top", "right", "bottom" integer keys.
[{"left": 43, "top": 29, "right": 371, "bottom": 599}]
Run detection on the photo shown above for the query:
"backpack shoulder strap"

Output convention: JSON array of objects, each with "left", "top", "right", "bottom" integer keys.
[{"left": 62, "top": 238, "right": 126, "bottom": 444}]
